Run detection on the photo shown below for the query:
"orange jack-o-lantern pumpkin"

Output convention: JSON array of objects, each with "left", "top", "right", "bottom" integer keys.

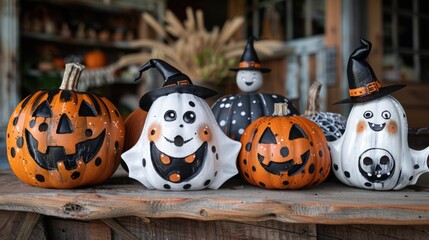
[
  {"left": 6, "top": 63, "right": 125, "bottom": 188},
  {"left": 238, "top": 103, "right": 331, "bottom": 189}
]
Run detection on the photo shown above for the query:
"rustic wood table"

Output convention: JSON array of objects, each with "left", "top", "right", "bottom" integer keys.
[{"left": 0, "top": 167, "right": 428, "bottom": 240}]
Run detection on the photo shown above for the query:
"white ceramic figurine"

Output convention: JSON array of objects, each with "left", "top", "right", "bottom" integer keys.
[
  {"left": 329, "top": 38, "right": 429, "bottom": 190},
  {"left": 122, "top": 59, "right": 241, "bottom": 190}
]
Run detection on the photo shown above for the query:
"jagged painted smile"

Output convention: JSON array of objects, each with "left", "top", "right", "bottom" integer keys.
[{"left": 368, "top": 122, "right": 386, "bottom": 132}]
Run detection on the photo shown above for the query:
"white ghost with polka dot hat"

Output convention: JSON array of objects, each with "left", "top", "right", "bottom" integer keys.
[{"left": 122, "top": 59, "right": 241, "bottom": 190}]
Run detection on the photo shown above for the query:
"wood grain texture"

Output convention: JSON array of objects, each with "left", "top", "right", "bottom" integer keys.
[
  {"left": 0, "top": 170, "right": 429, "bottom": 225},
  {"left": 0, "top": 210, "right": 46, "bottom": 240}
]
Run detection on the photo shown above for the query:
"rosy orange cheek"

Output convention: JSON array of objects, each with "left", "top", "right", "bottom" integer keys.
[
  {"left": 356, "top": 120, "right": 366, "bottom": 133},
  {"left": 198, "top": 125, "right": 212, "bottom": 142},
  {"left": 148, "top": 123, "right": 161, "bottom": 141},
  {"left": 387, "top": 121, "right": 398, "bottom": 134}
]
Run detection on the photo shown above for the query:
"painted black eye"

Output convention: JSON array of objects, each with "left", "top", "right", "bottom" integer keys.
[
  {"left": 381, "top": 110, "right": 391, "bottom": 119},
  {"left": 183, "top": 111, "right": 196, "bottom": 123},
  {"left": 363, "top": 110, "right": 373, "bottom": 119},
  {"left": 164, "top": 110, "right": 176, "bottom": 121}
]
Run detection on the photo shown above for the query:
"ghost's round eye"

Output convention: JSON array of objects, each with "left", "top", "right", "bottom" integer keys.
[
  {"left": 363, "top": 110, "right": 373, "bottom": 119},
  {"left": 164, "top": 110, "right": 176, "bottom": 121},
  {"left": 183, "top": 111, "right": 196, "bottom": 123},
  {"left": 381, "top": 110, "right": 391, "bottom": 119}
]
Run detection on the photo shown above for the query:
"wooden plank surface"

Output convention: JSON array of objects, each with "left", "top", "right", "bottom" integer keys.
[{"left": 0, "top": 169, "right": 429, "bottom": 225}]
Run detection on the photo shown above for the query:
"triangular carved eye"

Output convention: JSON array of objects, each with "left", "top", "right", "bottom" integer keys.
[
  {"left": 57, "top": 114, "right": 74, "bottom": 134},
  {"left": 32, "top": 100, "right": 52, "bottom": 118},
  {"left": 289, "top": 124, "right": 307, "bottom": 140},
  {"left": 79, "top": 100, "right": 98, "bottom": 116},
  {"left": 259, "top": 127, "right": 277, "bottom": 144}
]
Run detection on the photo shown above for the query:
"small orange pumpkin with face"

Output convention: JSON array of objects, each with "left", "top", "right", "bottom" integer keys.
[
  {"left": 6, "top": 63, "right": 125, "bottom": 188},
  {"left": 238, "top": 103, "right": 331, "bottom": 189}
]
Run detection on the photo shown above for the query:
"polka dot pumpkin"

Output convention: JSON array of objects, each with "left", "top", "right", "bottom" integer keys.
[
  {"left": 211, "top": 93, "right": 299, "bottom": 141},
  {"left": 6, "top": 63, "right": 125, "bottom": 188}
]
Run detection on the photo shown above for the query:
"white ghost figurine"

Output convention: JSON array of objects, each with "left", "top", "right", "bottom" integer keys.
[
  {"left": 330, "top": 38, "right": 429, "bottom": 190},
  {"left": 122, "top": 59, "right": 241, "bottom": 190}
]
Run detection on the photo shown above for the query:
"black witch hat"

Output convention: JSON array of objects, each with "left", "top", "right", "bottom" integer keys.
[
  {"left": 230, "top": 36, "right": 271, "bottom": 73},
  {"left": 136, "top": 59, "right": 217, "bottom": 111},
  {"left": 335, "top": 38, "right": 405, "bottom": 104}
]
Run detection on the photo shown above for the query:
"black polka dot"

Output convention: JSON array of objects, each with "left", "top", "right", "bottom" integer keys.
[
  {"left": 280, "top": 147, "right": 289, "bottom": 157},
  {"left": 151, "top": 129, "right": 156, "bottom": 135},
  {"left": 13, "top": 117, "right": 19, "bottom": 126},
  {"left": 189, "top": 101, "right": 195, "bottom": 107},
  {"left": 211, "top": 146, "right": 216, "bottom": 153},
  {"left": 243, "top": 159, "right": 247, "bottom": 165},
  {"left": 344, "top": 171, "right": 350, "bottom": 178},
  {"left": 409, "top": 176, "right": 414, "bottom": 181},
  {"left": 319, "top": 168, "right": 324, "bottom": 174},
  {"left": 259, "top": 182, "right": 266, "bottom": 188},
  {"left": 414, "top": 164, "right": 420, "bottom": 169},
  {"left": 245, "top": 142, "right": 252, "bottom": 152},
  {"left": 164, "top": 184, "right": 171, "bottom": 189},
  {"left": 71, "top": 172, "right": 80, "bottom": 179},
  {"left": 142, "top": 158, "right": 146, "bottom": 167},
  {"left": 333, "top": 164, "right": 338, "bottom": 171},
  {"left": 35, "top": 174, "right": 45, "bottom": 182},
  {"left": 308, "top": 164, "right": 315, "bottom": 174},
  {"left": 310, "top": 141, "right": 313, "bottom": 146},
  {"left": 244, "top": 172, "right": 250, "bottom": 178},
  {"left": 216, "top": 153, "right": 219, "bottom": 160},
  {"left": 283, "top": 181, "right": 289, "bottom": 186},
  {"left": 85, "top": 129, "right": 93, "bottom": 137},
  {"left": 29, "top": 119, "right": 36, "bottom": 128},
  {"left": 204, "top": 180, "right": 211, "bottom": 186},
  {"left": 95, "top": 157, "right": 102, "bottom": 166},
  {"left": 319, "top": 150, "right": 323, "bottom": 157},
  {"left": 39, "top": 123, "right": 48, "bottom": 132},
  {"left": 214, "top": 171, "right": 218, "bottom": 177},
  {"left": 16, "top": 137, "right": 24, "bottom": 148},
  {"left": 114, "top": 141, "right": 119, "bottom": 150},
  {"left": 10, "top": 148, "right": 16, "bottom": 158},
  {"left": 183, "top": 184, "right": 192, "bottom": 190},
  {"left": 252, "top": 166, "right": 256, "bottom": 172},
  {"left": 364, "top": 182, "right": 372, "bottom": 187}
]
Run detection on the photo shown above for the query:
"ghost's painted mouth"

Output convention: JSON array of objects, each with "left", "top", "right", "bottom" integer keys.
[
  {"left": 150, "top": 141, "right": 207, "bottom": 183},
  {"left": 245, "top": 81, "right": 254, "bottom": 86},
  {"left": 368, "top": 122, "right": 386, "bottom": 132}
]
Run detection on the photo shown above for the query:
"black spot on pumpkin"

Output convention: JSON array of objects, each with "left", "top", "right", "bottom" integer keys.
[
  {"left": 289, "top": 124, "right": 307, "bottom": 140},
  {"left": 95, "top": 157, "right": 102, "bottom": 166},
  {"left": 204, "top": 180, "right": 211, "bottom": 186},
  {"left": 344, "top": 171, "right": 351, "bottom": 178},
  {"left": 60, "top": 90, "right": 72, "bottom": 102},
  {"left": 259, "top": 127, "right": 277, "bottom": 144},
  {"left": 280, "top": 147, "right": 289, "bottom": 158},
  {"left": 309, "top": 164, "right": 315, "bottom": 174},
  {"left": 244, "top": 172, "right": 250, "bottom": 178},
  {"left": 252, "top": 166, "right": 256, "bottom": 172},
  {"left": 16, "top": 137, "right": 23, "bottom": 148},
  {"left": 13, "top": 117, "right": 19, "bottom": 126},
  {"left": 142, "top": 158, "right": 146, "bottom": 167},
  {"left": 364, "top": 182, "right": 372, "bottom": 187},
  {"left": 85, "top": 129, "right": 93, "bottom": 137},
  {"left": 319, "top": 167, "right": 324, "bottom": 174},
  {"left": 211, "top": 146, "right": 216, "bottom": 153},
  {"left": 29, "top": 119, "right": 36, "bottom": 128},
  {"left": 164, "top": 184, "right": 171, "bottom": 189},
  {"left": 57, "top": 114, "right": 74, "bottom": 134},
  {"left": 183, "top": 184, "right": 192, "bottom": 190},
  {"left": 319, "top": 150, "right": 323, "bottom": 157},
  {"left": 243, "top": 159, "right": 247, "bottom": 165},
  {"left": 259, "top": 182, "right": 266, "bottom": 188},
  {"left": 38, "top": 123, "right": 48, "bottom": 132},
  {"left": 10, "top": 148, "right": 16, "bottom": 158},
  {"left": 283, "top": 181, "right": 289, "bottom": 186},
  {"left": 71, "top": 172, "right": 81, "bottom": 179},
  {"left": 245, "top": 142, "right": 252, "bottom": 152},
  {"left": 114, "top": 141, "right": 119, "bottom": 150},
  {"left": 333, "top": 164, "right": 338, "bottom": 171},
  {"left": 79, "top": 100, "right": 98, "bottom": 116},
  {"left": 35, "top": 174, "right": 45, "bottom": 182},
  {"left": 32, "top": 100, "right": 52, "bottom": 118}
]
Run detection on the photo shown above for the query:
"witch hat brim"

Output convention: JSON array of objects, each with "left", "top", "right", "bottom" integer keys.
[
  {"left": 139, "top": 85, "right": 217, "bottom": 111},
  {"left": 230, "top": 66, "right": 271, "bottom": 73},
  {"left": 334, "top": 84, "right": 406, "bottom": 104}
]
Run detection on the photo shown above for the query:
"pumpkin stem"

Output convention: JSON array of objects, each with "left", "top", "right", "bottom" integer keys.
[
  {"left": 273, "top": 103, "right": 289, "bottom": 117},
  {"left": 60, "top": 63, "right": 85, "bottom": 90},
  {"left": 304, "top": 81, "right": 322, "bottom": 115}
]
